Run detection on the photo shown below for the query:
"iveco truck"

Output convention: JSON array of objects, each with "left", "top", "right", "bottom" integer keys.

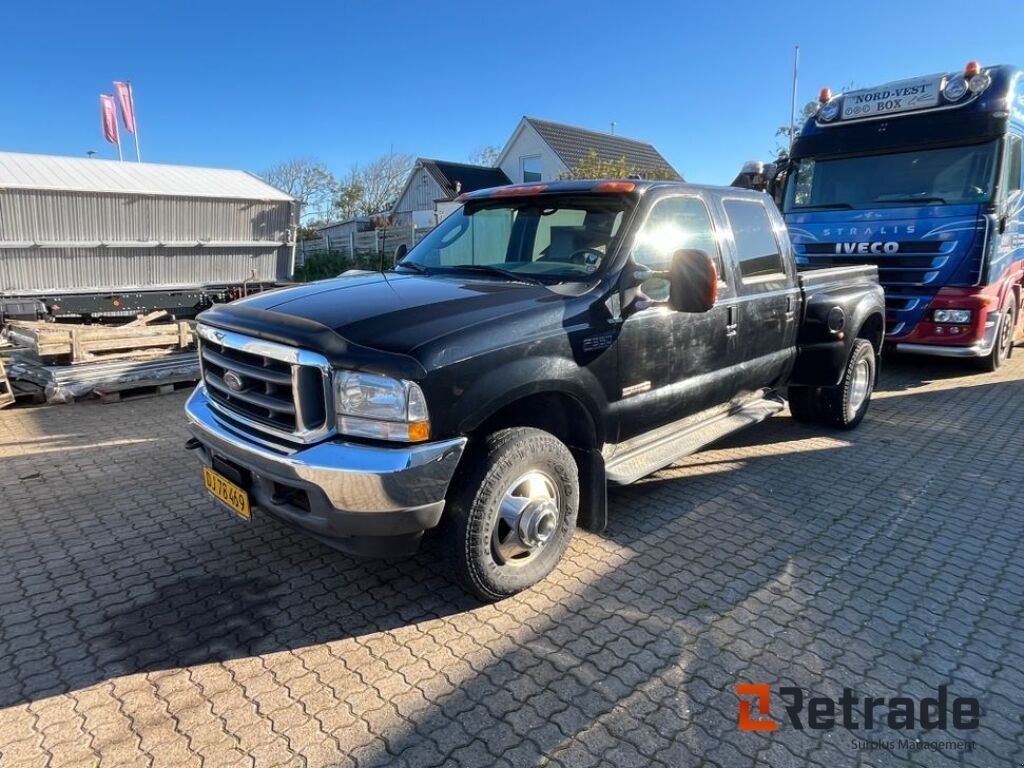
[{"left": 782, "top": 62, "right": 1024, "bottom": 369}]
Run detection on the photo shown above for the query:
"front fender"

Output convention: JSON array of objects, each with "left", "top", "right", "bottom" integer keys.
[{"left": 452, "top": 355, "right": 610, "bottom": 442}]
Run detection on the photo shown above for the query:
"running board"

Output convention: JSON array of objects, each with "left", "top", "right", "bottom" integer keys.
[{"left": 605, "top": 397, "right": 785, "bottom": 485}]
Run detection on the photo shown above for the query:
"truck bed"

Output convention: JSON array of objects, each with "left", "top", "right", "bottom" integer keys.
[{"left": 798, "top": 264, "right": 880, "bottom": 291}]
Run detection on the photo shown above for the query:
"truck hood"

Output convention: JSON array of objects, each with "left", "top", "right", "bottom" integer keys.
[{"left": 219, "top": 271, "right": 565, "bottom": 359}]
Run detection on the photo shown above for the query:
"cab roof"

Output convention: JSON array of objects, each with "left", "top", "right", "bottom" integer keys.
[{"left": 459, "top": 178, "right": 749, "bottom": 202}]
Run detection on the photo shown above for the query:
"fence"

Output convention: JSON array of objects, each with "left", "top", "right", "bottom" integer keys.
[{"left": 297, "top": 225, "right": 433, "bottom": 268}]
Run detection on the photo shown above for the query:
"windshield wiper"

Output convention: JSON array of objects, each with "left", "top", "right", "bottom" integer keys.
[
  {"left": 395, "top": 260, "right": 429, "bottom": 274},
  {"left": 449, "top": 264, "right": 546, "bottom": 285},
  {"left": 794, "top": 203, "right": 853, "bottom": 211},
  {"left": 873, "top": 195, "right": 947, "bottom": 205}
]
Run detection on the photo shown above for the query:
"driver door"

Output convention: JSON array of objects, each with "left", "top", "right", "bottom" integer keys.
[{"left": 611, "top": 194, "right": 737, "bottom": 442}]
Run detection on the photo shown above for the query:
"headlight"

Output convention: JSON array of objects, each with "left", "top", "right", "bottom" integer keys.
[
  {"left": 333, "top": 371, "right": 430, "bottom": 442},
  {"left": 968, "top": 72, "right": 991, "bottom": 94},
  {"left": 943, "top": 76, "right": 968, "bottom": 102},
  {"left": 933, "top": 309, "right": 972, "bottom": 324},
  {"left": 819, "top": 99, "right": 841, "bottom": 122}
]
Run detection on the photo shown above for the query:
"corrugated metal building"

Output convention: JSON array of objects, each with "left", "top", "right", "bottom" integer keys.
[{"left": 0, "top": 152, "right": 298, "bottom": 296}]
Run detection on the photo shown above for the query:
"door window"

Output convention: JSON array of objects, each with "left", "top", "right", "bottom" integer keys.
[
  {"left": 1005, "top": 135, "right": 1022, "bottom": 194},
  {"left": 632, "top": 196, "right": 721, "bottom": 300},
  {"left": 723, "top": 199, "right": 785, "bottom": 280}
]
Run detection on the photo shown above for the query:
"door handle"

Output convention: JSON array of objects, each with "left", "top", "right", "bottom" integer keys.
[
  {"left": 784, "top": 295, "right": 796, "bottom": 321},
  {"left": 726, "top": 306, "right": 738, "bottom": 336}
]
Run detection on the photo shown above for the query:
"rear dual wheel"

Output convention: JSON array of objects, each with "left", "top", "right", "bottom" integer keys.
[{"left": 789, "top": 338, "right": 876, "bottom": 430}]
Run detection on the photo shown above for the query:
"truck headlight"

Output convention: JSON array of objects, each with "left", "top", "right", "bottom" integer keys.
[
  {"left": 933, "top": 309, "right": 972, "bottom": 324},
  {"left": 943, "top": 76, "right": 968, "bottom": 101},
  {"left": 333, "top": 371, "right": 430, "bottom": 442}
]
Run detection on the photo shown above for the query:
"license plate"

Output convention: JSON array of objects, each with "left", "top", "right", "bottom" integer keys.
[
  {"left": 203, "top": 466, "right": 251, "bottom": 520},
  {"left": 842, "top": 76, "right": 940, "bottom": 120}
]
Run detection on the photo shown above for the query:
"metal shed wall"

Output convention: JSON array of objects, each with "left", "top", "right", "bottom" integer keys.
[
  {"left": 0, "top": 246, "right": 291, "bottom": 294},
  {"left": 0, "top": 189, "right": 296, "bottom": 294}
]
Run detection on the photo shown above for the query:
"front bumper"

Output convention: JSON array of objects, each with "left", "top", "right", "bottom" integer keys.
[
  {"left": 894, "top": 310, "right": 1001, "bottom": 359},
  {"left": 184, "top": 386, "right": 467, "bottom": 556}
]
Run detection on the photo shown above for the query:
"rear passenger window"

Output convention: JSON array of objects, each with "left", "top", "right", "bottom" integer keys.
[{"left": 724, "top": 199, "right": 785, "bottom": 279}]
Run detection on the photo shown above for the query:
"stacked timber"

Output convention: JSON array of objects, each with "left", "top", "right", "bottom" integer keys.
[{"left": 2, "top": 312, "right": 199, "bottom": 404}]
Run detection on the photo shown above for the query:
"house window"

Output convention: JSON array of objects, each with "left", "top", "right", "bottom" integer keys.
[{"left": 521, "top": 155, "right": 542, "bottom": 183}]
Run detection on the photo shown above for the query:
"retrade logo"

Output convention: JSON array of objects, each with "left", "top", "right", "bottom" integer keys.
[
  {"left": 736, "top": 684, "right": 980, "bottom": 733},
  {"left": 737, "top": 684, "right": 778, "bottom": 731}
]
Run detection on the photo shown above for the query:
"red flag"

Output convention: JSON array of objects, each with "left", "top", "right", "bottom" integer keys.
[
  {"left": 100, "top": 94, "right": 119, "bottom": 145},
  {"left": 113, "top": 81, "right": 136, "bottom": 134}
]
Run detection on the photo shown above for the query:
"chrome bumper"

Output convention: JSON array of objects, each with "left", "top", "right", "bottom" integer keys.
[
  {"left": 184, "top": 386, "right": 466, "bottom": 553},
  {"left": 895, "top": 311, "right": 1000, "bottom": 359}
]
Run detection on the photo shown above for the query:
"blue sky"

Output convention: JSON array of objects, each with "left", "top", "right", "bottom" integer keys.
[{"left": 3, "top": 0, "right": 1023, "bottom": 184}]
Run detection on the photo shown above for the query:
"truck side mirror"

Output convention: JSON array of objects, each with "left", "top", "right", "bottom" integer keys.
[
  {"left": 393, "top": 243, "right": 408, "bottom": 262},
  {"left": 669, "top": 249, "right": 718, "bottom": 313}
]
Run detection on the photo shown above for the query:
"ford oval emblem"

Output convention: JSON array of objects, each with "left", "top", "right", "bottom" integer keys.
[{"left": 223, "top": 371, "right": 244, "bottom": 391}]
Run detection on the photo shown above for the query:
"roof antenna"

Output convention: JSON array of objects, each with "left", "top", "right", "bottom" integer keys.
[{"left": 610, "top": 121, "right": 617, "bottom": 135}]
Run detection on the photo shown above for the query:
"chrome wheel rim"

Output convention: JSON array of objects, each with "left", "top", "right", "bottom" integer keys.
[
  {"left": 847, "top": 358, "right": 871, "bottom": 419},
  {"left": 491, "top": 470, "right": 560, "bottom": 567}
]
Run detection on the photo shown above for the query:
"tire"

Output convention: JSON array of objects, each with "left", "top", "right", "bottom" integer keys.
[
  {"left": 975, "top": 300, "right": 1016, "bottom": 373},
  {"left": 817, "top": 338, "right": 876, "bottom": 429},
  {"left": 786, "top": 385, "right": 821, "bottom": 424},
  {"left": 442, "top": 427, "right": 579, "bottom": 601}
]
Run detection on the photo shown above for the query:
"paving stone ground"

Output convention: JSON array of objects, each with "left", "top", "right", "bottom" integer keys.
[{"left": 0, "top": 352, "right": 1022, "bottom": 767}]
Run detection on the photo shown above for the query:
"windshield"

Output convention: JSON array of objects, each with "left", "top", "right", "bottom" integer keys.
[
  {"left": 783, "top": 141, "right": 999, "bottom": 212},
  {"left": 396, "top": 196, "right": 629, "bottom": 282}
]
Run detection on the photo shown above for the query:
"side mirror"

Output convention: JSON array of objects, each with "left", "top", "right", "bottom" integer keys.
[
  {"left": 393, "top": 243, "right": 408, "bottom": 263},
  {"left": 668, "top": 249, "right": 718, "bottom": 313}
]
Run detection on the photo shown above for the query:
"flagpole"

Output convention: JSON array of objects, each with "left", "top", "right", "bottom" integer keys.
[
  {"left": 117, "top": 138, "right": 123, "bottom": 162},
  {"left": 789, "top": 45, "right": 800, "bottom": 154},
  {"left": 129, "top": 81, "right": 142, "bottom": 162}
]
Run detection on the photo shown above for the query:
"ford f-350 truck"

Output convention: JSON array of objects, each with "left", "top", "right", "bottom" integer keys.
[{"left": 184, "top": 180, "right": 883, "bottom": 600}]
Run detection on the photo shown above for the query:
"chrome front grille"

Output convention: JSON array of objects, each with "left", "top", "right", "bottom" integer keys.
[{"left": 196, "top": 324, "right": 333, "bottom": 443}]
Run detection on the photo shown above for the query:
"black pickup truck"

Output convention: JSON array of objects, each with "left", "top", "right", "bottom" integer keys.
[{"left": 185, "top": 180, "right": 884, "bottom": 600}]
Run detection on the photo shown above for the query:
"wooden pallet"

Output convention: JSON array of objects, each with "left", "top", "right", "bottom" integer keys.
[
  {"left": 5, "top": 313, "right": 193, "bottom": 364},
  {"left": 92, "top": 375, "right": 198, "bottom": 404}
]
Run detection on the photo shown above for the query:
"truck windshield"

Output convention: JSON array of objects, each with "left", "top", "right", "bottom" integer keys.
[
  {"left": 783, "top": 141, "right": 999, "bottom": 212},
  {"left": 396, "top": 196, "right": 629, "bottom": 283}
]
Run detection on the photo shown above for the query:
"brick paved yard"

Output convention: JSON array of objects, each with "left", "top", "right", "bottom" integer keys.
[{"left": 1, "top": 354, "right": 1022, "bottom": 768}]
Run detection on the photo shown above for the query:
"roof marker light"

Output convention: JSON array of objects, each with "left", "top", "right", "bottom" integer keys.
[
  {"left": 593, "top": 181, "right": 636, "bottom": 193},
  {"left": 965, "top": 60, "right": 981, "bottom": 77},
  {"left": 818, "top": 87, "right": 832, "bottom": 104}
]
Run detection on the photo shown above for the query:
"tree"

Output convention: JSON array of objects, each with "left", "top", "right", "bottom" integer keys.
[
  {"left": 560, "top": 149, "right": 679, "bottom": 180},
  {"left": 332, "top": 166, "right": 366, "bottom": 221},
  {"left": 468, "top": 145, "right": 500, "bottom": 167},
  {"left": 357, "top": 151, "right": 415, "bottom": 215},
  {"left": 330, "top": 151, "right": 414, "bottom": 219},
  {"left": 260, "top": 158, "right": 337, "bottom": 222},
  {"left": 773, "top": 101, "right": 819, "bottom": 159}
]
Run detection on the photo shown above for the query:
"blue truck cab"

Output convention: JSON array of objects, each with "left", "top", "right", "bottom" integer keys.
[{"left": 783, "top": 62, "right": 1024, "bottom": 369}]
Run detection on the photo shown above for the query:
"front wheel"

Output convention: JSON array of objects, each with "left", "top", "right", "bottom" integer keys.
[
  {"left": 442, "top": 427, "right": 579, "bottom": 601},
  {"left": 975, "top": 301, "right": 1016, "bottom": 372}
]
